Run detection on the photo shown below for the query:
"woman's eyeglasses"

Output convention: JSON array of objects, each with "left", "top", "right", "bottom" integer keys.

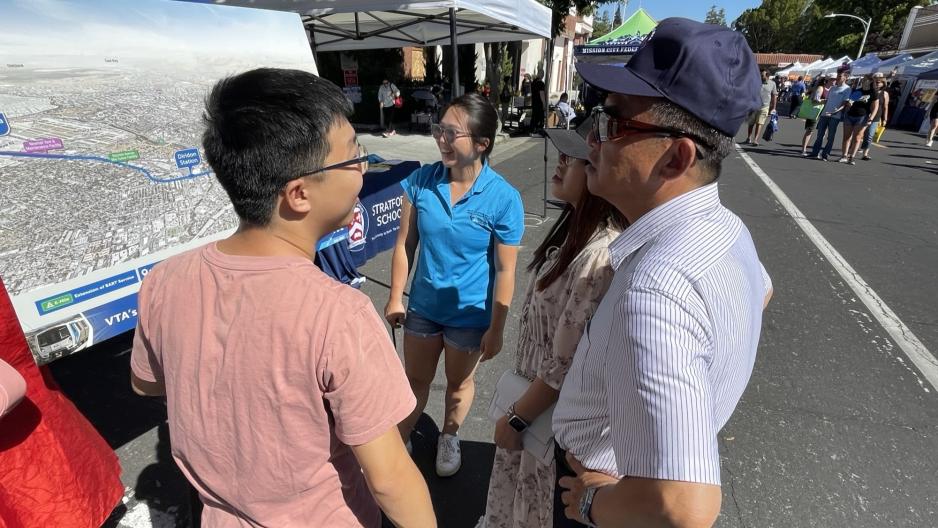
[
  {"left": 431, "top": 124, "right": 473, "bottom": 144},
  {"left": 296, "top": 144, "right": 370, "bottom": 178},
  {"left": 590, "top": 106, "right": 710, "bottom": 159}
]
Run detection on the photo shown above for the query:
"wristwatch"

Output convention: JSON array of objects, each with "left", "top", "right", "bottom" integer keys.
[
  {"left": 578, "top": 486, "right": 599, "bottom": 527},
  {"left": 506, "top": 405, "right": 530, "bottom": 433}
]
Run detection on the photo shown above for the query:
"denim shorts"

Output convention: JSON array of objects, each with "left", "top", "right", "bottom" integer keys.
[{"left": 404, "top": 311, "right": 486, "bottom": 352}]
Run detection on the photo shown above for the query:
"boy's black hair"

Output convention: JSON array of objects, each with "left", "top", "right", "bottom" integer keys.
[{"left": 202, "top": 68, "right": 353, "bottom": 226}]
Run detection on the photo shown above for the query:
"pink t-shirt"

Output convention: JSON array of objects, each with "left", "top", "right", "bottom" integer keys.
[{"left": 131, "top": 243, "right": 415, "bottom": 527}]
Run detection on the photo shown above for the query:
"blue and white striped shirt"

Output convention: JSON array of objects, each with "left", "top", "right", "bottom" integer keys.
[{"left": 552, "top": 183, "right": 770, "bottom": 485}]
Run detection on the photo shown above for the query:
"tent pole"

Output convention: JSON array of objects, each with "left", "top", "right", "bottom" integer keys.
[
  {"left": 541, "top": 36, "right": 553, "bottom": 218},
  {"left": 450, "top": 8, "right": 459, "bottom": 99}
]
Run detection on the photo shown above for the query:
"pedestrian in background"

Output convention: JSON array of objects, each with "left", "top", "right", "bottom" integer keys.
[
  {"left": 743, "top": 70, "right": 777, "bottom": 146},
  {"left": 925, "top": 99, "right": 938, "bottom": 147},
  {"left": 859, "top": 73, "right": 889, "bottom": 160},
  {"left": 385, "top": 92, "right": 524, "bottom": 479},
  {"left": 379, "top": 78, "right": 401, "bottom": 138},
  {"left": 531, "top": 72, "right": 547, "bottom": 132},
  {"left": 789, "top": 75, "right": 807, "bottom": 118},
  {"left": 840, "top": 76, "right": 879, "bottom": 165},
  {"left": 801, "top": 76, "right": 831, "bottom": 156},
  {"left": 499, "top": 75, "right": 514, "bottom": 125},
  {"left": 810, "top": 70, "right": 852, "bottom": 161},
  {"left": 553, "top": 19, "right": 772, "bottom": 527},
  {"left": 479, "top": 118, "right": 626, "bottom": 528},
  {"left": 131, "top": 68, "right": 435, "bottom": 528}
]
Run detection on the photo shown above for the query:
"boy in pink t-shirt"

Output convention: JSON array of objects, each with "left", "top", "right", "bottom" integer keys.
[{"left": 130, "top": 68, "right": 435, "bottom": 528}]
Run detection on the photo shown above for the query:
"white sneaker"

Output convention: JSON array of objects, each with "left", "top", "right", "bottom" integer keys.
[
  {"left": 837, "top": 157, "right": 848, "bottom": 163},
  {"left": 927, "top": 140, "right": 934, "bottom": 147},
  {"left": 435, "top": 433, "right": 461, "bottom": 477}
]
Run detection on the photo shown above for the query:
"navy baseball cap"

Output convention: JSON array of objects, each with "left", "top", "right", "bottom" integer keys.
[{"left": 575, "top": 18, "right": 762, "bottom": 137}]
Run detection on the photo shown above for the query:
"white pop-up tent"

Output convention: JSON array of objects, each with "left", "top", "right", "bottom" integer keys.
[
  {"left": 818, "top": 56, "right": 853, "bottom": 76},
  {"left": 806, "top": 57, "right": 836, "bottom": 77},
  {"left": 200, "top": 0, "right": 552, "bottom": 119},
  {"left": 796, "top": 58, "right": 827, "bottom": 77},
  {"left": 775, "top": 61, "right": 803, "bottom": 76}
]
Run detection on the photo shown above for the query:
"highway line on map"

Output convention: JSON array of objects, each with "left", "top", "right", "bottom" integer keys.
[
  {"left": 0, "top": 150, "right": 211, "bottom": 183},
  {"left": 735, "top": 145, "right": 938, "bottom": 392}
]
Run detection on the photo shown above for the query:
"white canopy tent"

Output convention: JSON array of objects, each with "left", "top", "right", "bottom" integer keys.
[
  {"left": 818, "top": 56, "right": 852, "bottom": 76},
  {"left": 202, "top": 0, "right": 552, "bottom": 120},
  {"left": 795, "top": 58, "right": 826, "bottom": 76},
  {"left": 806, "top": 58, "right": 836, "bottom": 78},
  {"left": 775, "top": 61, "right": 803, "bottom": 76}
]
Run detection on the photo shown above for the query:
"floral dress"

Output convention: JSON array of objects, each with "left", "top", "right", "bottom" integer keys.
[{"left": 481, "top": 225, "right": 620, "bottom": 528}]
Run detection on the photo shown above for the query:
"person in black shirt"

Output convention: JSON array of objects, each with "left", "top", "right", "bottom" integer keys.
[
  {"left": 531, "top": 73, "right": 547, "bottom": 132},
  {"left": 839, "top": 77, "right": 879, "bottom": 165}
]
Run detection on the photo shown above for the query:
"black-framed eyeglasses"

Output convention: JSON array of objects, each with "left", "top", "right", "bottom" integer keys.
[
  {"left": 296, "top": 144, "right": 370, "bottom": 178},
  {"left": 430, "top": 123, "right": 474, "bottom": 144},
  {"left": 590, "top": 106, "right": 710, "bottom": 159}
]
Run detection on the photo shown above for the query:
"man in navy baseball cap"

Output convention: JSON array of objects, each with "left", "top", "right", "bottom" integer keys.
[{"left": 554, "top": 18, "right": 772, "bottom": 528}]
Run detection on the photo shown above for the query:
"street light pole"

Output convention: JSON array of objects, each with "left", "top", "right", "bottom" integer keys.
[{"left": 824, "top": 13, "right": 872, "bottom": 60}]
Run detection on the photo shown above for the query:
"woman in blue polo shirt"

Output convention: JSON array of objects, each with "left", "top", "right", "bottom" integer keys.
[{"left": 385, "top": 93, "right": 524, "bottom": 477}]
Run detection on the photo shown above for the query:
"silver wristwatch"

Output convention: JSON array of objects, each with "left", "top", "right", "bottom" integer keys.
[{"left": 578, "top": 486, "right": 599, "bottom": 527}]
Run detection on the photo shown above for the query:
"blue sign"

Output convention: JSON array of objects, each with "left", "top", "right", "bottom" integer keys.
[
  {"left": 174, "top": 148, "right": 201, "bottom": 169},
  {"left": 0, "top": 112, "right": 9, "bottom": 136},
  {"left": 83, "top": 292, "right": 141, "bottom": 344}
]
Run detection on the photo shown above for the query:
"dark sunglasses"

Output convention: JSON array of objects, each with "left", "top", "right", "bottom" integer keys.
[
  {"left": 590, "top": 106, "right": 710, "bottom": 159},
  {"left": 430, "top": 123, "right": 474, "bottom": 144},
  {"left": 296, "top": 144, "right": 370, "bottom": 178}
]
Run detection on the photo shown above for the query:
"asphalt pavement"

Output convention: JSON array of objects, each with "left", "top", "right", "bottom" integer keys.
[{"left": 48, "top": 119, "right": 938, "bottom": 527}]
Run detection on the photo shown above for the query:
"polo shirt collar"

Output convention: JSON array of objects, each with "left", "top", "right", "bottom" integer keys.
[
  {"left": 437, "top": 161, "right": 497, "bottom": 197},
  {"left": 609, "top": 183, "right": 721, "bottom": 270}
]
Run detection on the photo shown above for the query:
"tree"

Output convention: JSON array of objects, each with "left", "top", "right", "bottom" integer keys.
[
  {"left": 592, "top": 11, "right": 613, "bottom": 39},
  {"left": 733, "top": 0, "right": 921, "bottom": 56},
  {"left": 613, "top": 4, "right": 623, "bottom": 26},
  {"left": 705, "top": 5, "right": 727, "bottom": 27}
]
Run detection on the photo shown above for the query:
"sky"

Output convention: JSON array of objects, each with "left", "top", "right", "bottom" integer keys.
[
  {"left": 598, "top": 0, "right": 762, "bottom": 26},
  {"left": 0, "top": 0, "right": 313, "bottom": 63}
]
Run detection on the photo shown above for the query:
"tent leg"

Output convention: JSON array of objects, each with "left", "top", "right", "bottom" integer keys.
[
  {"left": 542, "top": 135, "right": 548, "bottom": 218},
  {"left": 450, "top": 8, "right": 459, "bottom": 99}
]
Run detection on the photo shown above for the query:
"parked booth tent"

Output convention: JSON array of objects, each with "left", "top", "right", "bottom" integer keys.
[{"left": 892, "top": 51, "right": 938, "bottom": 130}]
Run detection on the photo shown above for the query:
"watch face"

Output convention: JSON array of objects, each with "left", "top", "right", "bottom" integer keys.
[{"left": 508, "top": 415, "right": 527, "bottom": 432}]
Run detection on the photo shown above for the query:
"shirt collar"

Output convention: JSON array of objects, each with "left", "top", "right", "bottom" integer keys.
[
  {"left": 609, "top": 183, "right": 721, "bottom": 270},
  {"left": 438, "top": 161, "right": 497, "bottom": 196}
]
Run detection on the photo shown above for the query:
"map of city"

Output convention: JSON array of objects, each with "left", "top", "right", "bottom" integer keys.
[{"left": 0, "top": 0, "right": 318, "bottom": 362}]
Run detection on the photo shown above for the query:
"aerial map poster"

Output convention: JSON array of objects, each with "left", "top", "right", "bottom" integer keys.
[{"left": 0, "top": 0, "right": 318, "bottom": 364}]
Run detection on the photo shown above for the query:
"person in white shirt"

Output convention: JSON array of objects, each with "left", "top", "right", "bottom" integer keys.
[
  {"left": 555, "top": 92, "right": 577, "bottom": 128},
  {"left": 378, "top": 78, "right": 401, "bottom": 137},
  {"left": 552, "top": 18, "right": 773, "bottom": 528}
]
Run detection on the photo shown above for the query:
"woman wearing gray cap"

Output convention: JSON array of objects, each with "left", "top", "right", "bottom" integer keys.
[{"left": 478, "top": 118, "right": 626, "bottom": 528}]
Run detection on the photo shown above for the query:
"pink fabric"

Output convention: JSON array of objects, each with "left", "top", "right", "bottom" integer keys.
[
  {"left": 131, "top": 243, "right": 415, "bottom": 528},
  {"left": 0, "top": 358, "right": 25, "bottom": 417}
]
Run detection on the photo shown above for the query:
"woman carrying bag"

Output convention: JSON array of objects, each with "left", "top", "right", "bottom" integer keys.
[
  {"left": 478, "top": 117, "right": 626, "bottom": 528},
  {"left": 378, "top": 78, "right": 401, "bottom": 138},
  {"left": 800, "top": 75, "right": 831, "bottom": 157}
]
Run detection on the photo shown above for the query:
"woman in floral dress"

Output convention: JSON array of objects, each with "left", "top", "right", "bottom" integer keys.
[{"left": 480, "top": 119, "right": 627, "bottom": 528}]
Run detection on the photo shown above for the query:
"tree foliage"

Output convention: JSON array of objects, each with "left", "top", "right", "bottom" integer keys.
[
  {"left": 704, "top": 5, "right": 727, "bottom": 27},
  {"left": 592, "top": 11, "right": 613, "bottom": 40},
  {"left": 734, "top": 0, "right": 922, "bottom": 56}
]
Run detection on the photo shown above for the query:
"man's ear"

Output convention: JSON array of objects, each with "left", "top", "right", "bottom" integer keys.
[
  {"left": 281, "top": 177, "right": 313, "bottom": 215},
  {"left": 476, "top": 138, "right": 491, "bottom": 156},
  {"left": 658, "top": 138, "right": 697, "bottom": 182}
]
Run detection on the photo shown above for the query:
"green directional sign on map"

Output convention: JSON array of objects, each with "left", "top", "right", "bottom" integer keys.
[
  {"left": 38, "top": 293, "right": 74, "bottom": 314},
  {"left": 108, "top": 149, "right": 140, "bottom": 162}
]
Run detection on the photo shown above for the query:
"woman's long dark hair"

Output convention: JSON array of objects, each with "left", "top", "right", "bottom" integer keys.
[{"left": 529, "top": 186, "right": 627, "bottom": 291}]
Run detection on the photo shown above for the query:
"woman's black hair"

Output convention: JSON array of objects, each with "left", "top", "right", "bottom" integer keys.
[{"left": 441, "top": 92, "right": 499, "bottom": 161}]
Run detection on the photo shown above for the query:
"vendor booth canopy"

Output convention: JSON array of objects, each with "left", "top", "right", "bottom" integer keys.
[
  {"left": 194, "top": 0, "right": 552, "bottom": 50},
  {"left": 897, "top": 50, "right": 938, "bottom": 76},
  {"left": 818, "top": 55, "right": 852, "bottom": 76},
  {"left": 574, "top": 8, "right": 657, "bottom": 60},
  {"left": 862, "top": 53, "right": 915, "bottom": 76},
  {"left": 775, "top": 61, "right": 803, "bottom": 76},
  {"left": 842, "top": 52, "right": 881, "bottom": 74}
]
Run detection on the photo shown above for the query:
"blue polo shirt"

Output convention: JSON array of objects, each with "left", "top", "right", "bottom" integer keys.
[{"left": 401, "top": 161, "right": 524, "bottom": 328}]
